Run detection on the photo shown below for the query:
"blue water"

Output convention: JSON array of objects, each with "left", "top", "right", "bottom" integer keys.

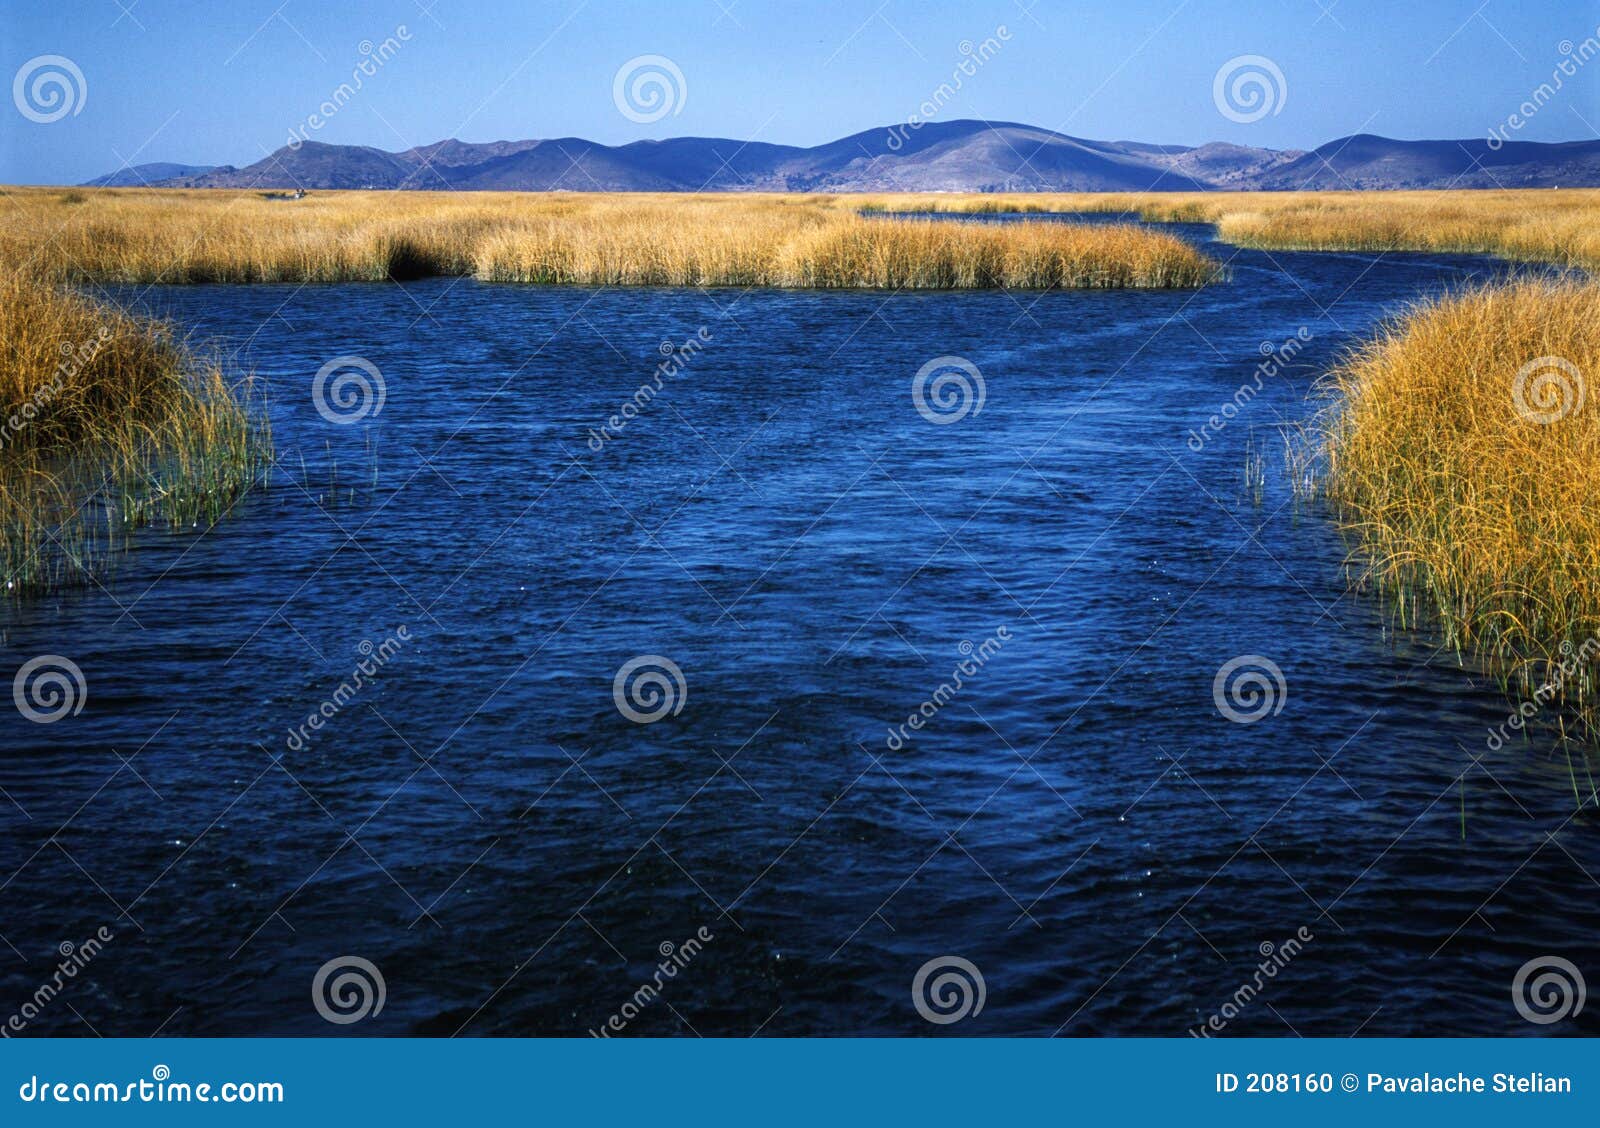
[{"left": 2, "top": 222, "right": 1596, "bottom": 1036}]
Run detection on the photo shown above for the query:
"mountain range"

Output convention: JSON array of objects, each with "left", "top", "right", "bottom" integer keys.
[
  {"left": 87, "top": 120, "right": 1600, "bottom": 193},
  {"left": 84, "top": 162, "right": 222, "bottom": 187}
]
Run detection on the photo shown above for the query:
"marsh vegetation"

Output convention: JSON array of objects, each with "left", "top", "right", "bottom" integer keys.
[
  {"left": 0, "top": 188, "right": 1217, "bottom": 289},
  {"left": 0, "top": 270, "right": 267, "bottom": 594},
  {"left": 4, "top": 183, "right": 1598, "bottom": 750},
  {"left": 1319, "top": 280, "right": 1600, "bottom": 743},
  {"left": 858, "top": 188, "right": 1600, "bottom": 271}
]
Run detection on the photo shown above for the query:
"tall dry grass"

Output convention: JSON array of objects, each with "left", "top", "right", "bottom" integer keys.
[
  {"left": 0, "top": 270, "right": 268, "bottom": 595},
  {"left": 854, "top": 189, "right": 1600, "bottom": 270},
  {"left": 475, "top": 210, "right": 1214, "bottom": 288},
  {"left": 0, "top": 188, "right": 1216, "bottom": 289},
  {"left": 1321, "top": 280, "right": 1600, "bottom": 738},
  {"left": 8, "top": 187, "right": 1596, "bottom": 286}
]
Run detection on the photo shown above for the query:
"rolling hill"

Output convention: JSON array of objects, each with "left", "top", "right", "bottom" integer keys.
[{"left": 89, "top": 122, "right": 1600, "bottom": 193}]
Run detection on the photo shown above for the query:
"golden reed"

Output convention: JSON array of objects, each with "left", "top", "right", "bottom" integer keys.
[
  {"left": 0, "top": 270, "right": 267, "bottom": 594},
  {"left": 0, "top": 187, "right": 1217, "bottom": 288},
  {"left": 1322, "top": 280, "right": 1600, "bottom": 743},
  {"left": 858, "top": 188, "right": 1600, "bottom": 270}
]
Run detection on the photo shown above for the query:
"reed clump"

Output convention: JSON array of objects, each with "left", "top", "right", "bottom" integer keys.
[
  {"left": 850, "top": 189, "right": 1600, "bottom": 270},
  {"left": 0, "top": 188, "right": 1216, "bottom": 289},
  {"left": 1321, "top": 280, "right": 1600, "bottom": 734},
  {"left": 0, "top": 271, "right": 269, "bottom": 595},
  {"left": 778, "top": 217, "right": 1214, "bottom": 289},
  {"left": 475, "top": 211, "right": 1215, "bottom": 288},
  {"left": 1208, "top": 194, "right": 1600, "bottom": 271}
]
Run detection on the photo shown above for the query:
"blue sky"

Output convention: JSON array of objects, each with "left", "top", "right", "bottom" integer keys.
[{"left": 3, "top": 0, "right": 1598, "bottom": 184}]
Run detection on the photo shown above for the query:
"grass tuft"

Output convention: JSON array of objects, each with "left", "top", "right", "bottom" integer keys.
[
  {"left": 1320, "top": 280, "right": 1600, "bottom": 736},
  {"left": 0, "top": 271, "right": 270, "bottom": 596}
]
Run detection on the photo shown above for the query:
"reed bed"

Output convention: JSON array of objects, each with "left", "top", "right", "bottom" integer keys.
[
  {"left": 0, "top": 188, "right": 1216, "bottom": 289},
  {"left": 8, "top": 187, "right": 1596, "bottom": 287},
  {"left": 854, "top": 189, "right": 1600, "bottom": 271},
  {"left": 0, "top": 270, "right": 268, "bottom": 595},
  {"left": 1207, "top": 194, "right": 1600, "bottom": 272},
  {"left": 475, "top": 211, "right": 1214, "bottom": 288},
  {"left": 1320, "top": 280, "right": 1600, "bottom": 738}
]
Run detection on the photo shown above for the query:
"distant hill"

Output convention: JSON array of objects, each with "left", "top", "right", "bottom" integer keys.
[
  {"left": 87, "top": 122, "right": 1600, "bottom": 192},
  {"left": 1246, "top": 134, "right": 1600, "bottom": 189},
  {"left": 83, "top": 162, "right": 216, "bottom": 187}
]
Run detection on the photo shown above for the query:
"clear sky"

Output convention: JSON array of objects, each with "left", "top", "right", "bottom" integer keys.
[{"left": 3, "top": 0, "right": 1598, "bottom": 184}]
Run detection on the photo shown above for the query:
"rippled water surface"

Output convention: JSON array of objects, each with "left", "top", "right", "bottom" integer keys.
[{"left": 3, "top": 222, "right": 1597, "bottom": 1036}]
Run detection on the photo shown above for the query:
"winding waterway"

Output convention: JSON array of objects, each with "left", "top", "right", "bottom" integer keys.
[{"left": 2, "top": 221, "right": 1594, "bottom": 1035}]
